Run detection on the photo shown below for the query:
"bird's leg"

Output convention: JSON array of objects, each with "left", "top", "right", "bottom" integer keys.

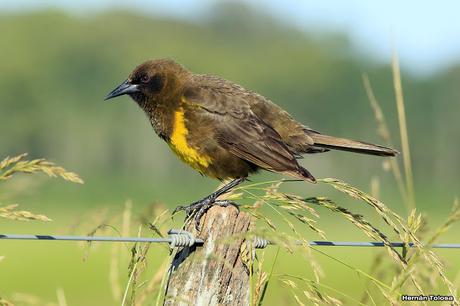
[{"left": 173, "top": 177, "right": 245, "bottom": 230}]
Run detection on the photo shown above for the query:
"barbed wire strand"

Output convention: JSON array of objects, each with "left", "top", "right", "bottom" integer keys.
[
  {"left": 0, "top": 229, "right": 203, "bottom": 248},
  {"left": 2, "top": 230, "right": 460, "bottom": 249}
]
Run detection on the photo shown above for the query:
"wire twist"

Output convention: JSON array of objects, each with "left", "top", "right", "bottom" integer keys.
[
  {"left": 252, "top": 236, "right": 270, "bottom": 249},
  {"left": 168, "top": 229, "right": 197, "bottom": 248}
]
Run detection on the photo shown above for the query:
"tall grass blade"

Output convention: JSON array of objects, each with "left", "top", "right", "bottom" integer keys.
[{"left": 392, "top": 51, "right": 415, "bottom": 209}]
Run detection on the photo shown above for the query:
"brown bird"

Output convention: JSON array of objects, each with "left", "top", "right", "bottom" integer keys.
[{"left": 106, "top": 59, "right": 398, "bottom": 228}]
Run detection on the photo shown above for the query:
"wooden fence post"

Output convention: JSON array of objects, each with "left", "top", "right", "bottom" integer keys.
[{"left": 163, "top": 205, "right": 252, "bottom": 306}]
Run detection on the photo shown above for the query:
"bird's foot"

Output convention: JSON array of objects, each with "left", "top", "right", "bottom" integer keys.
[
  {"left": 172, "top": 178, "right": 245, "bottom": 230},
  {"left": 173, "top": 198, "right": 239, "bottom": 230}
]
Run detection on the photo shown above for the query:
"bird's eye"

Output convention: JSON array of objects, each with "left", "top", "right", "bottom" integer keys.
[{"left": 140, "top": 74, "right": 150, "bottom": 83}]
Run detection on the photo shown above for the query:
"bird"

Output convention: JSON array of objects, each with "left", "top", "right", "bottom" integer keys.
[{"left": 105, "top": 58, "right": 398, "bottom": 228}]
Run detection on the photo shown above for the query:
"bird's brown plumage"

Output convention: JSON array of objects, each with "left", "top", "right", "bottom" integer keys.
[{"left": 106, "top": 58, "right": 398, "bottom": 183}]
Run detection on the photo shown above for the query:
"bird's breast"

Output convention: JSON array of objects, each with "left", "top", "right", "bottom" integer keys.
[{"left": 168, "top": 107, "right": 212, "bottom": 172}]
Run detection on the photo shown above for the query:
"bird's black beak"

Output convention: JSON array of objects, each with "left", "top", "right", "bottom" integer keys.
[{"left": 105, "top": 80, "right": 139, "bottom": 101}]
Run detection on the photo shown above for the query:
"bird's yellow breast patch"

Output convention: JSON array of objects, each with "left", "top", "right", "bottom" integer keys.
[{"left": 169, "top": 107, "right": 212, "bottom": 171}]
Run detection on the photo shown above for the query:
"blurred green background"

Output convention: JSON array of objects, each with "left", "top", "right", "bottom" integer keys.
[{"left": 1, "top": 1, "right": 459, "bottom": 305}]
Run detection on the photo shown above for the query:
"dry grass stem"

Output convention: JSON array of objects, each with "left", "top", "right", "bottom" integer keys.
[
  {"left": 391, "top": 51, "right": 415, "bottom": 209},
  {"left": 362, "top": 74, "right": 407, "bottom": 206},
  {"left": 0, "top": 153, "right": 83, "bottom": 184},
  {"left": 0, "top": 204, "right": 51, "bottom": 221}
]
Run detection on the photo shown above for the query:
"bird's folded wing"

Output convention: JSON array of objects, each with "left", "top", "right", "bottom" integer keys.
[
  {"left": 218, "top": 115, "right": 300, "bottom": 173},
  {"left": 183, "top": 86, "right": 300, "bottom": 173}
]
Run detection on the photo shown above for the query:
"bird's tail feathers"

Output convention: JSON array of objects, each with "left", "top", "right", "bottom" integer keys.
[{"left": 310, "top": 133, "right": 398, "bottom": 157}]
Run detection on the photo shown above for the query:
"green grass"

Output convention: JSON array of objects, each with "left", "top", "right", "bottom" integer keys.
[
  {"left": 2, "top": 51, "right": 460, "bottom": 305},
  {"left": 2, "top": 161, "right": 459, "bottom": 305},
  {"left": 1, "top": 207, "right": 459, "bottom": 305}
]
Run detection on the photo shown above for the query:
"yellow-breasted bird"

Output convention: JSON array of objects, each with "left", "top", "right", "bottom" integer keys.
[{"left": 106, "top": 59, "right": 398, "bottom": 228}]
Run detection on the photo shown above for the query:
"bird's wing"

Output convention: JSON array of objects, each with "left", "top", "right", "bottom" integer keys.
[
  {"left": 189, "top": 74, "right": 324, "bottom": 155},
  {"left": 182, "top": 83, "right": 315, "bottom": 181}
]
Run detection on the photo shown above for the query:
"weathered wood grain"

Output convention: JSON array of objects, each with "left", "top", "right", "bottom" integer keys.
[{"left": 164, "top": 205, "right": 251, "bottom": 306}]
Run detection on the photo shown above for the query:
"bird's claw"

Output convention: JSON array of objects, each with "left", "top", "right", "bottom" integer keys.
[
  {"left": 172, "top": 205, "right": 188, "bottom": 216},
  {"left": 174, "top": 198, "right": 239, "bottom": 230},
  {"left": 192, "top": 200, "right": 239, "bottom": 230}
]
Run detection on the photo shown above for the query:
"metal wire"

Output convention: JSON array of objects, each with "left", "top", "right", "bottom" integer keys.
[
  {"left": 290, "top": 241, "right": 460, "bottom": 249},
  {"left": 1, "top": 231, "right": 459, "bottom": 249},
  {"left": 0, "top": 230, "right": 204, "bottom": 248},
  {"left": 249, "top": 238, "right": 460, "bottom": 249},
  {"left": 252, "top": 236, "right": 269, "bottom": 249}
]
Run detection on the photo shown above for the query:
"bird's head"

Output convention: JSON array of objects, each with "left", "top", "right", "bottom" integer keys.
[{"left": 105, "top": 58, "right": 189, "bottom": 106}]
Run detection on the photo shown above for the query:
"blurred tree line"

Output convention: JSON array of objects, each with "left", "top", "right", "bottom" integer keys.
[{"left": 0, "top": 3, "right": 458, "bottom": 195}]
